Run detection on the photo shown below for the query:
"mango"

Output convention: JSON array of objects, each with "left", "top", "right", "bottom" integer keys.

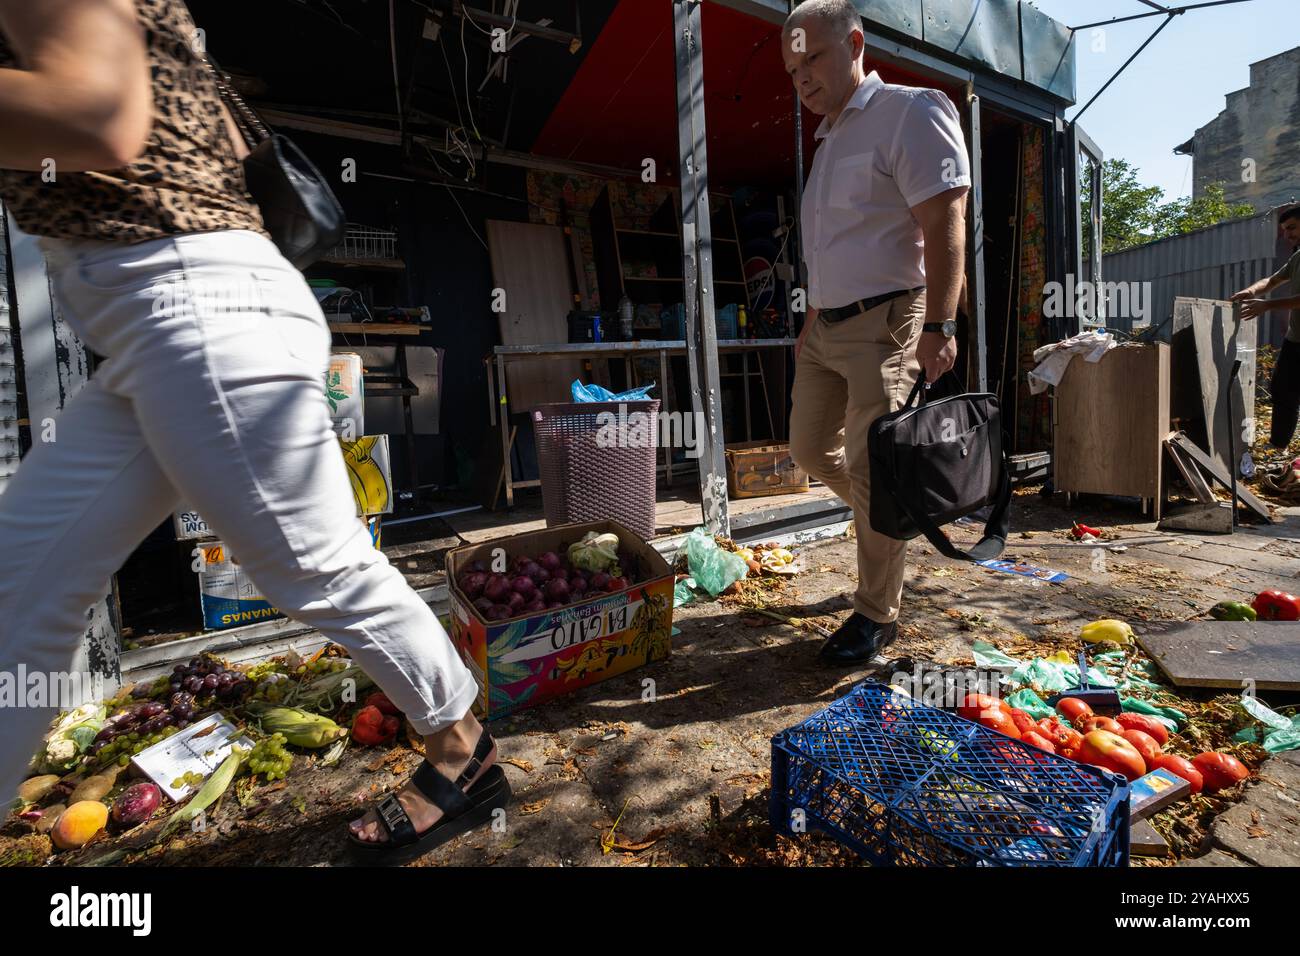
[{"left": 51, "top": 801, "right": 109, "bottom": 850}]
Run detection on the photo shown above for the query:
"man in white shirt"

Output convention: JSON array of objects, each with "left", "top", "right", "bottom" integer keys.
[{"left": 782, "top": 0, "right": 971, "bottom": 665}]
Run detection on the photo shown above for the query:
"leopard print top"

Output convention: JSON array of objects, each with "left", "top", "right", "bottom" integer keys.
[{"left": 0, "top": 0, "right": 265, "bottom": 242}]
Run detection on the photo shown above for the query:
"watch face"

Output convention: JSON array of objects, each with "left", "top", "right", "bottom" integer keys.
[{"left": 942, "top": 320, "right": 958, "bottom": 337}]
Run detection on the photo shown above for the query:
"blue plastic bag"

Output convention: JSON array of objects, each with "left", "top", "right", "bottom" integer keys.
[{"left": 571, "top": 380, "right": 657, "bottom": 403}]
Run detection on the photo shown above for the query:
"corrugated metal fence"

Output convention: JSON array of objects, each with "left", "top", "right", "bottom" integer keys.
[
  {"left": 0, "top": 203, "right": 20, "bottom": 490},
  {"left": 1102, "top": 212, "right": 1291, "bottom": 346}
]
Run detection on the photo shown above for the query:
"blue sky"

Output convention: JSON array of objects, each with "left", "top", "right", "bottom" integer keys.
[{"left": 1028, "top": 0, "right": 1292, "bottom": 201}]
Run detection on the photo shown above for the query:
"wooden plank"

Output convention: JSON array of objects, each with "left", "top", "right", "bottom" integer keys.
[
  {"left": 1169, "top": 432, "right": 1272, "bottom": 521},
  {"left": 327, "top": 322, "right": 421, "bottom": 335},
  {"left": 1164, "top": 439, "right": 1215, "bottom": 503},
  {"left": 485, "top": 220, "right": 583, "bottom": 411},
  {"left": 1054, "top": 342, "right": 1169, "bottom": 513},
  {"left": 1137, "top": 620, "right": 1300, "bottom": 691}
]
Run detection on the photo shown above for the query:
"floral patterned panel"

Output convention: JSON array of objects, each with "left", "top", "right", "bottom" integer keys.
[{"left": 1016, "top": 126, "right": 1051, "bottom": 452}]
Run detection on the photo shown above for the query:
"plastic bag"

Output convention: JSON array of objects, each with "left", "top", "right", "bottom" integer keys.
[
  {"left": 680, "top": 527, "right": 748, "bottom": 597},
  {"left": 1119, "top": 697, "right": 1183, "bottom": 732},
  {"left": 1238, "top": 695, "right": 1300, "bottom": 753},
  {"left": 1006, "top": 688, "right": 1054, "bottom": 719},
  {"left": 972, "top": 641, "right": 1021, "bottom": 670},
  {"left": 1008, "top": 658, "right": 1116, "bottom": 694},
  {"left": 673, "top": 578, "right": 697, "bottom": 608},
  {"left": 571, "top": 380, "right": 657, "bottom": 403}
]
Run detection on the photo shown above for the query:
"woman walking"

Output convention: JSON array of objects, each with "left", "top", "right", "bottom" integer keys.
[{"left": 0, "top": 0, "right": 506, "bottom": 862}]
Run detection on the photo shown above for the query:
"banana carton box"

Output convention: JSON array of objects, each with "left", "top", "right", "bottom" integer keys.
[
  {"left": 446, "top": 520, "right": 674, "bottom": 720},
  {"left": 194, "top": 517, "right": 380, "bottom": 631}
]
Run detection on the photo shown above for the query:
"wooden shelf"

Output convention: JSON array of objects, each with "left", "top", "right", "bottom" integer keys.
[{"left": 328, "top": 322, "right": 422, "bottom": 336}]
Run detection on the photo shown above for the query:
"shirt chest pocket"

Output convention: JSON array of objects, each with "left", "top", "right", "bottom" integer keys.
[{"left": 827, "top": 151, "right": 875, "bottom": 209}]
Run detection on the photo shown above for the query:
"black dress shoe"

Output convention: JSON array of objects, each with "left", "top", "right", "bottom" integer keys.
[{"left": 818, "top": 612, "right": 898, "bottom": 665}]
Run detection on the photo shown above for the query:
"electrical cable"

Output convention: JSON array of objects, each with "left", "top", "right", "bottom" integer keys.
[
  {"left": 460, "top": 14, "right": 483, "bottom": 146},
  {"left": 388, "top": 0, "right": 403, "bottom": 136}
]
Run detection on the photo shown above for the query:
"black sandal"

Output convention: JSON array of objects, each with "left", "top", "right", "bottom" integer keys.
[{"left": 347, "top": 730, "right": 511, "bottom": 864}]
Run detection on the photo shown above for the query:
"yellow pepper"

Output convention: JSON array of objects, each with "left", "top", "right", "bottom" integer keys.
[{"left": 1080, "top": 618, "right": 1134, "bottom": 646}]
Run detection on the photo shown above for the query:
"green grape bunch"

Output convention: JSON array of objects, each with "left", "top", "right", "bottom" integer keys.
[{"left": 247, "top": 733, "right": 293, "bottom": 782}]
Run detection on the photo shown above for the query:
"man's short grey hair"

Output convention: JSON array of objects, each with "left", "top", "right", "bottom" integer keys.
[{"left": 783, "top": 0, "right": 862, "bottom": 37}]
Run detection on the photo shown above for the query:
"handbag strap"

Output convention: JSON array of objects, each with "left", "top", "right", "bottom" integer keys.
[{"left": 204, "top": 55, "right": 270, "bottom": 146}]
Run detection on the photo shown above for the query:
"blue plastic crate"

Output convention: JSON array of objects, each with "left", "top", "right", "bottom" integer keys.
[{"left": 770, "top": 682, "right": 1130, "bottom": 866}]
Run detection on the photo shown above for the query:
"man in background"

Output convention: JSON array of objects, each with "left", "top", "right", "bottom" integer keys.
[{"left": 1233, "top": 204, "right": 1300, "bottom": 450}]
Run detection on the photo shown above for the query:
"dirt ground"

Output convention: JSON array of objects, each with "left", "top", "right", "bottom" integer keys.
[{"left": 5, "top": 488, "right": 1299, "bottom": 868}]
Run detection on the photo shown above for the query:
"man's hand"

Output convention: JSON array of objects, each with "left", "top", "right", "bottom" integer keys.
[
  {"left": 916, "top": 331, "right": 957, "bottom": 384},
  {"left": 1239, "top": 298, "right": 1269, "bottom": 320}
]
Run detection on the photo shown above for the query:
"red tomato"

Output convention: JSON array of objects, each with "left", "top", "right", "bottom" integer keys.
[
  {"left": 1058, "top": 747, "right": 1078, "bottom": 762},
  {"left": 1192, "top": 752, "right": 1249, "bottom": 792},
  {"left": 1114, "top": 712, "right": 1169, "bottom": 747},
  {"left": 1077, "top": 730, "right": 1147, "bottom": 781},
  {"left": 977, "top": 710, "right": 1022, "bottom": 739},
  {"left": 1152, "top": 754, "right": 1203, "bottom": 794},
  {"left": 1077, "top": 715, "right": 1124, "bottom": 735},
  {"left": 1037, "top": 717, "right": 1084, "bottom": 752},
  {"left": 1121, "top": 729, "right": 1162, "bottom": 768},
  {"left": 1056, "top": 697, "right": 1094, "bottom": 725},
  {"left": 1009, "top": 708, "right": 1040, "bottom": 737},
  {"left": 958, "top": 693, "right": 1011, "bottom": 724},
  {"left": 1020, "top": 731, "right": 1056, "bottom": 753}
]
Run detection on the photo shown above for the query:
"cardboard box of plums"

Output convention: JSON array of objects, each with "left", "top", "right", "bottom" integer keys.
[{"left": 446, "top": 520, "right": 674, "bottom": 719}]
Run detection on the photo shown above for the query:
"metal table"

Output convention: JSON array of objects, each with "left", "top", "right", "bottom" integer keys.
[{"left": 486, "top": 338, "right": 796, "bottom": 506}]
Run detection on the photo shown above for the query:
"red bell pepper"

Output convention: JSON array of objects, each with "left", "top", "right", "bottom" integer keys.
[
  {"left": 1072, "top": 521, "right": 1102, "bottom": 540},
  {"left": 1251, "top": 590, "right": 1300, "bottom": 621},
  {"left": 351, "top": 705, "right": 399, "bottom": 746}
]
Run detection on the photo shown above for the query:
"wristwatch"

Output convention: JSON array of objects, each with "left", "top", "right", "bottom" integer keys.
[{"left": 922, "top": 319, "right": 958, "bottom": 337}]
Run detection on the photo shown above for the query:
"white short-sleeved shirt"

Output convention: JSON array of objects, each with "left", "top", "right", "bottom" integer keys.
[{"left": 800, "top": 71, "right": 971, "bottom": 310}]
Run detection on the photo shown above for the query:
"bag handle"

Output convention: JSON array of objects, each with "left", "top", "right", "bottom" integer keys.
[
  {"left": 883, "top": 437, "right": 1013, "bottom": 562},
  {"left": 902, "top": 369, "right": 965, "bottom": 410}
]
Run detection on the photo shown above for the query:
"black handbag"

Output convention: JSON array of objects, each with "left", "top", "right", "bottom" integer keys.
[
  {"left": 209, "top": 60, "right": 345, "bottom": 269},
  {"left": 867, "top": 373, "right": 1011, "bottom": 561}
]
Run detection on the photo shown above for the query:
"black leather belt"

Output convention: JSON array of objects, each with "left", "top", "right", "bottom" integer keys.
[{"left": 818, "top": 286, "right": 925, "bottom": 324}]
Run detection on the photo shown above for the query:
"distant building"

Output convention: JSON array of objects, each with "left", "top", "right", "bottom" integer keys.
[{"left": 1174, "top": 46, "right": 1300, "bottom": 213}]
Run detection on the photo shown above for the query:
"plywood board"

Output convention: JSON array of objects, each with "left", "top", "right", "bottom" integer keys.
[
  {"left": 1054, "top": 342, "right": 1169, "bottom": 507},
  {"left": 1137, "top": 621, "right": 1300, "bottom": 691},
  {"left": 485, "top": 220, "right": 582, "bottom": 412},
  {"left": 1188, "top": 298, "right": 1256, "bottom": 478}
]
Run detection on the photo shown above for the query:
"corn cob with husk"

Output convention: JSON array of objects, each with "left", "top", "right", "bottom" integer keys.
[{"left": 253, "top": 706, "right": 347, "bottom": 748}]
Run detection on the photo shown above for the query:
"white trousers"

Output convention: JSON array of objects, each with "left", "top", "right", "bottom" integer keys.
[{"left": 0, "top": 229, "right": 477, "bottom": 801}]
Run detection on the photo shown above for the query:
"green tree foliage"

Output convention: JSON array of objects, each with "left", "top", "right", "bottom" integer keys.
[{"left": 1082, "top": 158, "right": 1254, "bottom": 255}]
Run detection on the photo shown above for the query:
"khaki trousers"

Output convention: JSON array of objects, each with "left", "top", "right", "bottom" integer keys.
[{"left": 789, "top": 290, "right": 925, "bottom": 623}]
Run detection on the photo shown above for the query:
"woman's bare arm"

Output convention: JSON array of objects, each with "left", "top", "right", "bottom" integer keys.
[{"left": 0, "top": 0, "right": 150, "bottom": 171}]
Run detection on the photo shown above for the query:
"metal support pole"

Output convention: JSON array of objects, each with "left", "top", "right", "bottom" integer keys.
[
  {"left": 967, "top": 92, "right": 988, "bottom": 393},
  {"left": 673, "top": 0, "right": 729, "bottom": 535}
]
